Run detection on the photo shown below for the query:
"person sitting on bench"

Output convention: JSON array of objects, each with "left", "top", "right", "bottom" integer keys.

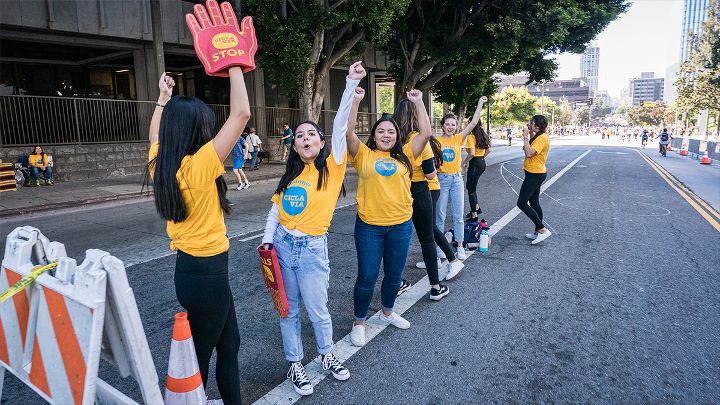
[{"left": 29, "top": 145, "right": 53, "bottom": 186}]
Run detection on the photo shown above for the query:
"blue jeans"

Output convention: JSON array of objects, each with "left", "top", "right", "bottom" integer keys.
[
  {"left": 30, "top": 166, "right": 52, "bottom": 181},
  {"left": 249, "top": 151, "right": 259, "bottom": 170},
  {"left": 353, "top": 216, "right": 412, "bottom": 320},
  {"left": 436, "top": 172, "right": 465, "bottom": 243},
  {"left": 273, "top": 226, "right": 333, "bottom": 362}
]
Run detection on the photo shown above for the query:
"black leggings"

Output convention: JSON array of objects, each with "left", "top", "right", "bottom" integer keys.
[
  {"left": 411, "top": 182, "right": 440, "bottom": 285},
  {"left": 430, "top": 189, "right": 457, "bottom": 262},
  {"left": 517, "top": 171, "right": 547, "bottom": 231},
  {"left": 175, "top": 250, "right": 242, "bottom": 405},
  {"left": 465, "top": 157, "right": 486, "bottom": 214}
]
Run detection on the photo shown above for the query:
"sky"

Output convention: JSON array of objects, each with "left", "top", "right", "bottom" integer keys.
[{"left": 552, "top": 0, "right": 684, "bottom": 99}]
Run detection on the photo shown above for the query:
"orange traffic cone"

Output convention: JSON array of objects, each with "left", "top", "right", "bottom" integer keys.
[
  {"left": 700, "top": 151, "right": 711, "bottom": 165},
  {"left": 680, "top": 144, "right": 687, "bottom": 156},
  {"left": 165, "top": 312, "right": 206, "bottom": 405}
]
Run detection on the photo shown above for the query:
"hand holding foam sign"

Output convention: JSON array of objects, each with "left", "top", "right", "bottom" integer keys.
[{"left": 185, "top": 0, "right": 257, "bottom": 76}]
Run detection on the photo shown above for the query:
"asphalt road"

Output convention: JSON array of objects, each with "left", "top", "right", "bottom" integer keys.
[{"left": 2, "top": 139, "right": 719, "bottom": 404}]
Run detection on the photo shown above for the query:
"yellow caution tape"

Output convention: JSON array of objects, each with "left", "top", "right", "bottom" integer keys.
[{"left": 0, "top": 262, "right": 58, "bottom": 303}]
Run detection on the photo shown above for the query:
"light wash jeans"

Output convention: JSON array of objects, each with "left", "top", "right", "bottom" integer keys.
[
  {"left": 273, "top": 226, "right": 333, "bottom": 362},
  {"left": 436, "top": 172, "right": 465, "bottom": 243}
]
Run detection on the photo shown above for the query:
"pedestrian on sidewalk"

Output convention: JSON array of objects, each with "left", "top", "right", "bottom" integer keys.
[
  {"left": 231, "top": 134, "right": 250, "bottom": 189},
  {"left": 260, "top": 62, "right": 365, "bottom": 396},
  {"left": 463, "top": 120, "right": 491, "bottom": 220},
  {"left": 145, "top": 69, "right": 250, "bottom": 405},
  {"left": 347, "top": 88, "right": 432, "bottom": 347},
  {"left": 394, "top": 97, "right": 454, "bottom": 300},
  {"left": 248, "top": 128, "right": 262, "bottom": 170},
  {"left": 519, "top": 115, "right": 552, "bottom": 245},
  {"left": 280, "top": 123, "right": 293, "bottom": 161},
  {"left": 435, "top": 96, "right": 487, "bottom": 261},
  {"left": 28, "top": 145, "right": 54, "bottom": 186}
]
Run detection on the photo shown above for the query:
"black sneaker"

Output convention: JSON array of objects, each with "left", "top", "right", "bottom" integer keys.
[
  {"left": 321, "top": 352, "right": 350, "bottom": 381},
  {"left": 397, "top": 279, "right": 411, "bottom": 296},
  {"left": 287, "top": 361, "right": 313, "bottom": 396},
  {"left": 429, "top": 284, "right": 450, "bottom": 301}
]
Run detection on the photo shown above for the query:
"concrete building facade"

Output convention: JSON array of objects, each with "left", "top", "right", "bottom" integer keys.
[
  {"left": 580, "top": 43, "right": 599, "bottom": 94},
  {"left": 527, "top": 78, "right": 591, "bottom": 104},
  {"left": 681, "top": 0, "right": 710, "bottom": 62},
  {"left": 629, "top": 72, "right": 664, "bottom": 106}
]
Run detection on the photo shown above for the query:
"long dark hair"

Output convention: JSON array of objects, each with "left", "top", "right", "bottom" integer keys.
[
  {"left": 144, "top": 96, "right": 231, "bottom": 222},
  {"left": 31, "top": 145, "right": 43, "bottom": 155},
  {"left": 393, "top": 99, "right": 443, "bottom": 169},
  {"left": 275, "top": 121, "right": 343, "bottom": 196},
  {"left": 472, "top": 118, "right": 491, "bottom": 149},
  {"left": 530, "top": 114, "right": 548, "bottom": 144},
  {"left": 366, "top": 114, "right": 412, "bottom": 176}
]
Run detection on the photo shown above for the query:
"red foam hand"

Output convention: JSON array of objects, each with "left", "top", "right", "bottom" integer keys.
[{"left": 185, "top": 0, "right": 257, "bottom": 76}]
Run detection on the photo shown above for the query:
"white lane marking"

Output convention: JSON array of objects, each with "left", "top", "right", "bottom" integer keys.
[
  {"left": 129, "top": 201, "right": 358, "bottom": 266},
  {"left": 253, "top": 149, "right": 593, "bottom": 405},
  {"left": 499, "top": 161, "right": 520, "bottom": 196}
]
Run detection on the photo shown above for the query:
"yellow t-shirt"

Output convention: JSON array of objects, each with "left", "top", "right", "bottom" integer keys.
[
  {"left": 149, "top": 141, "right": 229, "bottom": 256},
  {"left": 464, "top": 135, "right": 487, "bottom": 157},
  {"left": 428, "top": 177, "right": 440, "bottom": 191},
  {"left": 406, "top": 131, "right": 433, "bottom": 183},
  {"left": 271, "top": 153, "right": 347, "bottom": 236},
  {"left": 29, "top": 154, "right": 48, "bottom": 167},
  {"left": 523, "top": 133, "right": 550, "bottom": 173},
  {"left": 350, "top": 142, "right": 414, "bottom": 226},
  {"left": 436, "top": 134, "right": 463, "bottom": 174}
]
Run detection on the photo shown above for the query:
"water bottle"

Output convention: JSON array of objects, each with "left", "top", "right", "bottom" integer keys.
[{"left": 479, "top": 229, "right": 490, "bottom": 252}]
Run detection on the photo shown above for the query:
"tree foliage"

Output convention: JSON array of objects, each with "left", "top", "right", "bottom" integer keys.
[
  {"left": 626, "top": 102, "right": 670, "bottom": 126},
  {"left": 489, "top": 86, "right": 537, "bottom": 125},
  {"left": 385, "top": 0, "right": 628, "bottom": 98},
  {"left": 245, "top": 0, "right": 409, "bottom": 121},
  {"left": 675, "top": 0, "right": 720, "bottom": 135}
]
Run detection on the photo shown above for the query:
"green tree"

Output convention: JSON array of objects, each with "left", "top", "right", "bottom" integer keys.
[
  {"left": 245, "top": 0, "right": 410, "bottom": 121},
  {"left": 557, "top": 97, "right": 574, "bottom": 126},
  {"left": 490, "top": 86, "right": 537, "bottom": 126},
  {"left": 534, "top": 96, "right": 558, "bottom": 116},
  {"left": 377, "top": 85, "right": 395, "bottom": 114},
  {"left": 675, "top": 0, "right": 720, "bottom": 136},
  {"left": 575, "top": 106, "right": 590, "bottom": 126},
  {"left": 385, "top": 0, "right": 628, "bottom": 97},
  {"left": 626, "top": 102, "right": 669, "bottom": 126}
]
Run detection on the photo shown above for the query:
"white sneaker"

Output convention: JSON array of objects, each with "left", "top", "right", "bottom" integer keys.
[
  {"left": 416, "top": 259, "right": 441, "bottom": 269},
  {"left": 525, "top": 233, "right": 538, "bottom": 240},
  {"left": 350, "top": 324, "right": 366, "bottom": 347},
  {"left": 236, "top": 184, "right": 244, "bottom": 190},
  {"left": 244, "top": 182, "right": 251, "bottom": 189},
  {"left": 379, "top": 312, "right": 410, "bottom": 329},
  {"left": 287, "top": 361, "right": 313, "bottom": 396},
  {"left": 456, "top": 246, "right": 467, "bottom": 260},
  {"left": 445, "top": 260, "right": 465, "bottom": 280},
  {"left": 436, "top": 247, "right": 446, "bottom": 259},
  {"left": 531, "top": 230, "right": 552, "bottom": 245}
]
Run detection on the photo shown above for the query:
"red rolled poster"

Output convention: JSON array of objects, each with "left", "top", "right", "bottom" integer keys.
[{"left": 257, "top": 246, "right": 289, "bottom": 318}]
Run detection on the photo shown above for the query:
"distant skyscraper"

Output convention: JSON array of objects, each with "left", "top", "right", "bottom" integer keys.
[
  {"left": 630, "top": 72, "right": 664, "bottom": 106},
  {"left": 681, "top": 0, "right": 710, "bottom": 62},
  {"left": 580, "top": 42, "right": 600, "bottom": 94}
]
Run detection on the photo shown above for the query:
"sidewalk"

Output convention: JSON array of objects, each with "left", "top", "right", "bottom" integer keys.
[
  {"left": 643, "top": 146, "right": 720, "bottom": 212},
  {"left": 0, "top": 162, "right": 289, "bottom": 218}
]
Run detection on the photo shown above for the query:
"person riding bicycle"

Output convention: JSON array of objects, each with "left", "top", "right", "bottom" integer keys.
[
  {"left": 658, "top": 128, "right": 671, "bottom": 156},
  {"left": 641, "top": 129, "right": 649, "bottom": 148}
]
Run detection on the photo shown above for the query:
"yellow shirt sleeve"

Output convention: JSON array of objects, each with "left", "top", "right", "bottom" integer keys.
[
  {"left": 531, "top": 135, "right": 548, "bottom": 155},
  {"left": 184, "top": 141, "right": 226, "bottom": 188}
]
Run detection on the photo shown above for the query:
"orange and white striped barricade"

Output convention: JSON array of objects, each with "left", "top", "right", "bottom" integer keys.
[{"left": 0, "top": 226, "right": 163, "bottom": 405}]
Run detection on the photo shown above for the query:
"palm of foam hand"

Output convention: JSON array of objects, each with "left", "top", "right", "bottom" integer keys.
[{"left": 185, "top": 0, "right": 257, "bottom": 76}]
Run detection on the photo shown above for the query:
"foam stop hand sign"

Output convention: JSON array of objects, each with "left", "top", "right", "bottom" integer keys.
[{"left": 186, "top": 0, "right": 257, "bottom": 76}]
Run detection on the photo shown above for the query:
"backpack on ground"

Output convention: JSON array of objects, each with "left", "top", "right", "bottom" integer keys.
[{"left": 463, "top": 220, "right": 481, "bottom": 249}]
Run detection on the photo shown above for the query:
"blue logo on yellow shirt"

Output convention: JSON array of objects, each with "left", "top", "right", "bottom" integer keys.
[
  {"left": 282, "top": 186, "right": 307, "bottom": 215},
  {"left": 374, "top": 158, "right": 397, "bottom": 176},
  {"left": 442, "top": 148, "right": 456, "bottom": 162}
]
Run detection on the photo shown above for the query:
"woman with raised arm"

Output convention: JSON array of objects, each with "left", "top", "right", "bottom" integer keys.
[
  {"left": 519, "top": 115, "right": 552, "bottom": 244},
  {"left": 347, "top": 88, "right": 431, "bottom": 347},
  {"left": 258, "top": 62, "right": 365, "bottom": 396},
  {"left": 462, "top": 119, "right": 492, "bottom": 220},
  {"left": 394, "top": 99, "right": 464, "bottom": 298},
  {"left": 435, "top": 96, "right": 487, "bottom": 261},
  {"left": 146, "top": 67, "right": 250, "bottom": 404}
]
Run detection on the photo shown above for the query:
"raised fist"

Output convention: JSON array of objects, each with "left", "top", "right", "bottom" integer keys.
[
  {"left": 407, "top": 89, "right": 423, "bottom": 103},
  {"left": 348, "top": 61, "right": 366, "bottom": 80},
  {"left": 186, "top": 0, "right": 257, "bottom": 76},
  {"left": 354, "top": 87, "right": 365, "bottom": 101}
]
